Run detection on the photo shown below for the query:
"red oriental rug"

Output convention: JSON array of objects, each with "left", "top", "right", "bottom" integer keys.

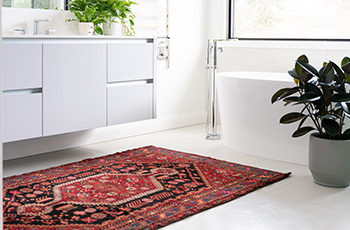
[{"left": 3, "top": 146, "right": 291, "bottom": 230}]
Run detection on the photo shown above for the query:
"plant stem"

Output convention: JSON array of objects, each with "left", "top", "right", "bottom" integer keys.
[{"left": 306, "top": 103, "right": 323, "bottom": 134}]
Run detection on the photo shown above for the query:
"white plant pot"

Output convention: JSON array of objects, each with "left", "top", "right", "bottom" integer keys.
[
  {"left": 309, "top": 133, "right": 350, "bottom": 187},
  {"left": 79, "top": 22, "right": 94, "bottom": 36},
  {"left": 103, "top": 22, "right": 122, "bottom": 36}
]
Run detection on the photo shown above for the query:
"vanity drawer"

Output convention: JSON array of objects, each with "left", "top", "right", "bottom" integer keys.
[
  {"left": 108, "top": 43, "right": 154, "bottom": 82},
  {"left": 107, "top": 82, "right": 154, "bottom": 125},
  {"left": 2, "top": 92, "right": 43, "bottom": 142},
  {"left": 2, "top": 43, "right": 42, "bottom": 90}
]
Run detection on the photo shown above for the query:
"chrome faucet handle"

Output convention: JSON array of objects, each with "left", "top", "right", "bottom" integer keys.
[
  {"left": 46, "top": 29, "right": 56, "bottom": 35},
  {"left": 14, "top": 28, "right": 26, "bottom": 35},
  {"left": 34, "top": 19, "right": 51, "bottom": 35}
]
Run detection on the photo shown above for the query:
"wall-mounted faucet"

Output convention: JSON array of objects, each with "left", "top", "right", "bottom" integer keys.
[{"left": 34, "top": 19, "right": 51, "bottom": 35}]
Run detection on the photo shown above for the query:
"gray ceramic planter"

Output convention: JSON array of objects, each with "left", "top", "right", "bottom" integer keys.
[{"left": 309, "top": 133, "right": 350, "bottom": 187}]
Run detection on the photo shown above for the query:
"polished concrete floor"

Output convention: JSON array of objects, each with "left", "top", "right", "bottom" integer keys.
[{"left": 4, "top": 124, "right": 350, "bottom": 230}]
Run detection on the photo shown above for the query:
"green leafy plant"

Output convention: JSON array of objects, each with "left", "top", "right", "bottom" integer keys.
[
  {"left": 66, "top": 0, "right": 137, "bottom": 35},
  {"left": 98, "top": 0, "right": 137, "bottom": 35},
  {"left": 271, "top": 55, "right": 350, "bottom": 139},
  {"left": 66, "top": 0, "right": 106, "bottom": 35}
]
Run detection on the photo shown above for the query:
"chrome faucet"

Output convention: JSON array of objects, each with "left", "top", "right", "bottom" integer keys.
[{"left": 34, "top": 19, "right": 51, "bottom": 35}]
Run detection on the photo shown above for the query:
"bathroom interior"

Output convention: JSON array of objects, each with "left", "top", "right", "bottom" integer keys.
[{"left": 1, "top": 0, "right": 350, "bottom": 229}]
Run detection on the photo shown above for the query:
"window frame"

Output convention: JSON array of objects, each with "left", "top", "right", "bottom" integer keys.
[{"left": 226, "top": 0, "right": 350, "bottom": 42}]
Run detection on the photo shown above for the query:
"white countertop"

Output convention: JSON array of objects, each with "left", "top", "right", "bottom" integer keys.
[{"left": 2, "top": 34, "right": 157, "bottom": 40}]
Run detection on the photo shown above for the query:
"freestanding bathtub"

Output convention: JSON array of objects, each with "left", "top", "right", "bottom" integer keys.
[{"left": 217, "top": 72, "right": 309, "bottom": 165}]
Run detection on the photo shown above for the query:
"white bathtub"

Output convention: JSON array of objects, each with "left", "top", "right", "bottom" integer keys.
[{"left": 217, "top": 72, "right": 309, "bottom": 165}]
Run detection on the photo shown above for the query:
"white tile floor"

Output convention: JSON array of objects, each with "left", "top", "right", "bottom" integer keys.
[{"left": 3, "top": 124, "right": 350, "bottom": 230}]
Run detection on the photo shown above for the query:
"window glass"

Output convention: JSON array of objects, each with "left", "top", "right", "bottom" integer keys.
[{"left": 234, "top": 0, "right": 350, "bottom": 39}]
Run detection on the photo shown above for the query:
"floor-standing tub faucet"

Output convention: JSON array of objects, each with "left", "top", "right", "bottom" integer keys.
[{"left": 34, "top": 19, "right": 51, "bottom": 35}]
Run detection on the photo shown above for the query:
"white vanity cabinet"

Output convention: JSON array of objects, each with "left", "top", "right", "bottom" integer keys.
[
  {"left": 43, "top": 43, "right": 107, "bottom": 136},
  {"left": 2, "top": 37, "right": 156, "bottom": 143},
  {"left": 2, "top": 43, "right": 43, "bottom": 142}
]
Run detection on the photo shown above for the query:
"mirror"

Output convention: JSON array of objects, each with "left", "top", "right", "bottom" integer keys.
[{"left": 3, "top": 0, "right": 68, "bottom": 10}]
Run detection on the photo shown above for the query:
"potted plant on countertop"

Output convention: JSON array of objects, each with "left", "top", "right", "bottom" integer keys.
[
  {"left": 66, "top": 0, "right": 106, "bottom": 35},
  {"left": 98, "top": 0, "right": 137, "bottom": 36},
  {"left": 67, "top": 0, "right": 137, "bottom": 36},
  {"left": 271, "top": 54, "right": 350, "bottom": 187}
]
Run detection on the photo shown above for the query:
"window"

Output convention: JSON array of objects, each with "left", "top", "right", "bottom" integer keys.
[{"left": 228, "top": 0, "right": 350, "bottom": 40}]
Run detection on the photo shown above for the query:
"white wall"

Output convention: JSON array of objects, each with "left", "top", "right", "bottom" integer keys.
[
  {"left": 2, "top": 8, "right": 78, "bottom": 35},
  {"left": 2, "top": 1, "right": 211, "bottom": 159}
]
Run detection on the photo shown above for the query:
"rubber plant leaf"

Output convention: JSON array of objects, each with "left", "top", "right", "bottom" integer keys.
[
  {"left": 341, "top": 57, "right": 350, "bottom": 73},
  {"left": 296, "top": 60, "right": 319, "bottom": 77},
  {"left": 343, "top": 128, "right": 350, "bottom": 139},
  {"left": 330, "top": 93, "right": 350, "bottom": 102},
  {"left": 295, "top": 55, "right": 309, "bottom": 76},
  {"left": 319, "top": 62, "right": 333, "bottom": 80},
  {"left": 292, "top": 126, "right": 315, "bottom": 138},
  {"left": 305, "top": 82, "right": 322, "bottom": 96},
  {"left": 280, "top": 112, "right": 307, "bottom": 124},
  {"left": 274, "top": 86, "right": 300, "bottom": 103},
  {"left": 322, "top": 119, "right": 340, "bottom": 137},
  {"left": 288, "top": 69, "right": 300, "bottom": 80},
  {"left": 330, "top": 61, "right": 345, "bottom": 81},
  {"left": 342, "top": 62, "right": 350, "bottom": 74},
  {"left": 283, "top": 96, "right": 299, "bottom": 104},
  {"left": 299, "top": 92, "right": 321, "bottom": 103},
  {"left": 271, "top": 88, "right": 290, "bottom": 104}
]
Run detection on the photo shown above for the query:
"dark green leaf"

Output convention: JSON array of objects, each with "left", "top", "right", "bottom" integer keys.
[
  {"left": 271, "top": 88, "right": 290, "bottom": 104},
  {"left": 322, "top": 119, "right": 340, "bottom": 137},
  {"left": 292, "top": 127, "right": 315, "bottom": 138},
  {"left": 299, "top": 92, "right": 321, "bottom": 103},
  {"left": 343, "top": 128, "right": 350, "bottom": 139},
  {"left": 280, "top": 112, "right": 307, "bottom": 124},
  {"left": 288, "top": 69, "right": 300, "bottom": 80},
  {"left": 283, "top": 96, "right": 299, "bottom": 103},
  {"left": 346, "top": 74, "right": 350, "bottom": 84},
  {"left": 295, "top": 55, "right": 309, "bottom": 76},
  {"left": 342, "top": 62, "right": 350, "bottom": 74},
  {"left": 330, "top": 61, "right": 345, "bottom": 81},
  {"left": 305, "top": 82, "right": 322, "bottom": 95},
  {"left": 296, "top": 60, "right": 319, "bottom": 77},
  {"left": 277, "top": 86, "right": 301, "bottom": 102},
  {"left": 341, "top": 57, "right": 350, "bottom": 65},
  {"left": 324, "top": 70, "right": 335, "bottom": 84},
  {"left": 319, "top": 62, "right": 333, "bottom": 79},
  {"left": 330, "top": 93, "right": 350, "bottom": 102},
  {"left": 341, "top": 57, "right": 350, "bottom": 68}
]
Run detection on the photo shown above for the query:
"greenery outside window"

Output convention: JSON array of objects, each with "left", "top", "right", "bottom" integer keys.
[{"left": 228, "top": 0, "right": 350, "bottom": 41}]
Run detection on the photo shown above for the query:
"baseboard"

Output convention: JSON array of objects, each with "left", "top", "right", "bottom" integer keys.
[{"left": 3, "top": 111, "right": 206, "bottom": 160}]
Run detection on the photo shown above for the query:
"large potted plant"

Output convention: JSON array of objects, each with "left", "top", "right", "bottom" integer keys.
[
  {"left": 271, "top": 55, "right": 350, "bottom": 187},
  {"left": 67, "top": 0, "right": 106, "bottom": 35}
]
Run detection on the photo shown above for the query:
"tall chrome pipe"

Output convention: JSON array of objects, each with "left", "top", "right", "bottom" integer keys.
[{"left": 205, "top": 39, "right": 221, "bottom": 140}]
